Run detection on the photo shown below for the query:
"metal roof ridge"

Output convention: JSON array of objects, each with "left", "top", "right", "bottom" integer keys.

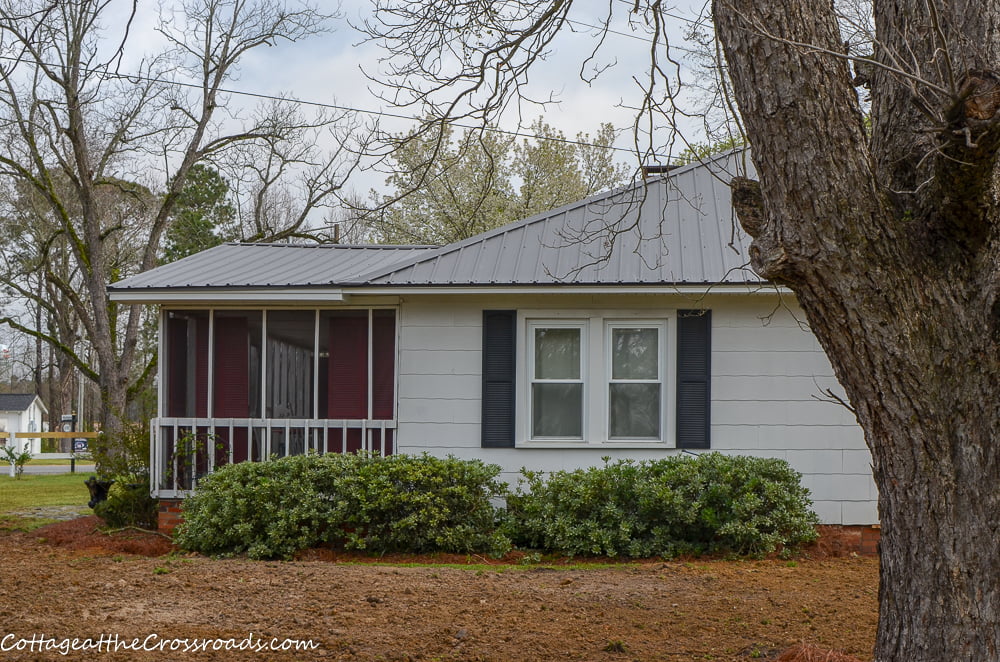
[
  {"left": 346, "top": 246, "right": 441, "bottom": 284},
  {"left": 363, "top": 178, "right": 657, "bottom": 284},
  {"left": 221, "top": 242, "right": 437, "bottom": 250}
]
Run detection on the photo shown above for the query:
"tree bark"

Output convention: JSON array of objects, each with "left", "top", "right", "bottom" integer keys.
[{"left": 714, "top": 0, "right": 1000, "bottom": 659}]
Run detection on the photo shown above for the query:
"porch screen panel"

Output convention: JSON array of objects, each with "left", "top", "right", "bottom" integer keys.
[
  {"left": 327, "top": 311, "right": 369, "bottom": 419},
  {"left": 372, "top": 310, "right": 396, "bottom": 420},
  {"left": 165, "top": 311, "right": 210, "bottom": 417},
  {"left": 195, "top": 317, "right": 209, "bottom": 417},
  {"left": 213, "top": 316, "right": 250, "bottom": 417},
  {"left": 265, "top": 310, "right": 314, "bottom": 419},
  {"left": 166, "top": 315, "right": 187, "bottom": 417},
  {"left": 213, "top": 314, "right": 256, "bottom": 464}
]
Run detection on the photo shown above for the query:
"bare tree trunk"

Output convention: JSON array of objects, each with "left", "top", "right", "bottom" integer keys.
[{"left": 714, "top": 0, "right": 1000, "bottom": 658}]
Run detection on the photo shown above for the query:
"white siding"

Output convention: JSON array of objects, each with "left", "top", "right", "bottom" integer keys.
[{"left": 395, "top": 293, "right": 877, "bottom": 525}]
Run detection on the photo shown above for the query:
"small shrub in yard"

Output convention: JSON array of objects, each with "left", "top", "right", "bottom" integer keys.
[
  {"left": 1, "top": 444, "right": 32, "bottom": 479},
  {"left": 90, "top": 421, "right": 151, "bottom": 483},
  {"left": 505, "top": 453, "right": 819, "bottom": 558},
  {"left": 175, "top": 453, "right": 511, "bottom": 560},
  {"left": 93, "top": 480, "right": 158, "bottom": 530}
]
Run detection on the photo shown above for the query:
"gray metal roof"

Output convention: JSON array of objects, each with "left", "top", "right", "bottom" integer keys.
[
  {"left": 109, "top": 243, "right": 436, "bottom": 292},
  {"left": 109, "top": 150, "right": 760, "bottom": 295},
  {"left": 370, "top": 150, "right": 760, "bottom": 286},
  {"left": 0, "top": 393, "right": 42, "bottom": 413}
]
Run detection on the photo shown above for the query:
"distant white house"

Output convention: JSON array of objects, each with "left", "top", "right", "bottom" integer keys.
[
  {"left": 0, "top": 393, "right": 48, "bottom": 454},
  {"left": 108, "top": 151, "right": 877, "bottom": 527}
]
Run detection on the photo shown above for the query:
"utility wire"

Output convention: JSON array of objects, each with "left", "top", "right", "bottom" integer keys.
[{"left": 0, "top": 6, "right": 713, "bottom": 156}]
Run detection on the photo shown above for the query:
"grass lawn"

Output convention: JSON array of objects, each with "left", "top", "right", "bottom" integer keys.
[{"left": 0, "top": 473, "right": 91, "bottom": 512}]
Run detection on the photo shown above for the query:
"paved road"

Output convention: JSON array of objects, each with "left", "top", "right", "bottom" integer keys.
[{"left": 12, "top": 463, "right": 96, "bottom": 475}]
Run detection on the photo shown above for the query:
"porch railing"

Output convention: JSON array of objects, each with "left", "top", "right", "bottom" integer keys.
[{"left": 150, "top": 417, "right": 396, "bottom": 498}]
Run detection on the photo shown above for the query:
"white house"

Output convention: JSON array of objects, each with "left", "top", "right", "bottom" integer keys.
[
  {"left": 108, "top": 151, "right": 877, "bottom": 528},
  {"left": 0, "top": 393, "right": 48, "bottom": 454}
]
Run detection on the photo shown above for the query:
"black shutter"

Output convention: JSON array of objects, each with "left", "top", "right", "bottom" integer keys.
[
  {"left": 482, "top": 310, "right": 516, "bottom": 448},
  {"left": 676, "top": 309, "right": 711, "bottom": 449}
]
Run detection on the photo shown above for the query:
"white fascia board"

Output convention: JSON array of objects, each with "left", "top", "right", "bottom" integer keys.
[
  {"left": 344, "top": 284, "right": 790, "bottom": 297},
  {"left": 108, "top": 288, "right": 347, "bottom": 304}
]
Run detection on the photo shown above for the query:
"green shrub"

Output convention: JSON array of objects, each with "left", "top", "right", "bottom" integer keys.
[
  {"left": 328, "top": 453, "right": 510, "bottom": 556},
  {"left": 175, "top": 453, "right": 511, "bottom": 560},
  {"left": 1, "top": 444, "right": 32, "bottom": 479},
  {"left": 505, "top": 453, "right": 818, "bottom": 558},
  {"left": 94, "top": 480, "right": 158, "bottom": 529},
  {"left": 174, "top": 454, "right": 338, "bottom": 559}
]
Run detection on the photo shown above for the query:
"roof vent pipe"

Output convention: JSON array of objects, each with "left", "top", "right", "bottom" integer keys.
[{"left": 641, "top": 164, "right": 679, "bottom": 179}]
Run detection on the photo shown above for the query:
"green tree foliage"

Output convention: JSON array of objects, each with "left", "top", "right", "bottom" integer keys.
[
  {"left": 163, "top": 165, "right": 236, "bottom": 263},
  {"left": 674, "top": 136, "right": 747, "bottom": 166},
  {"left": 369, "top": 119, "right": 629, "bottom": 244}
]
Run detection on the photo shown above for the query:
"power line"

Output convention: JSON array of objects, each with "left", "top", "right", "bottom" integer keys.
[
  {"left": 0, "top": 54, "right": 655, "bottom": 154},
  {"left": 0, "top": 6, "right": 713, "bottom": 156}
]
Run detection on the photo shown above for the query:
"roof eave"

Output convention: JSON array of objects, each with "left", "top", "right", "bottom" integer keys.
[
  {"left": 110, "top": 281, "right": 787, "bottom": 305},
  {"left": 108, "top": 286, "right": 348, "bottom": 305}
]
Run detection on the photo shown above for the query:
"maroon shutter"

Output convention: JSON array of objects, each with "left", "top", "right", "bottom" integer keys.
[
  {"left": 328, "top": 314, "right": 368, "bottom": 418},
  {"left": 372, "top": 310, "right": 396, "bottom": 419},
  {"left": 214, "top": 317, "right": 249, "bottom": 417}
]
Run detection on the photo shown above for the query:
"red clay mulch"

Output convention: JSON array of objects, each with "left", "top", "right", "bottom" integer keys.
[
  {"left": 0, "top": 516, "right": 877, "bottom": 661},
  {"left": 29, "top": 515, "right": 177, "bottom": 556}
]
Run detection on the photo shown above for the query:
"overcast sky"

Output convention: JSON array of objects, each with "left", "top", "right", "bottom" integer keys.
[{"left": 113, "top": 0, "right": 713, "bottom": 194}]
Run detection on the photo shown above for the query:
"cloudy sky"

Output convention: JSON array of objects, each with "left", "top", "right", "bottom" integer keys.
[{"left": 113, "top": 0, "right": 714, "bottom": 195}]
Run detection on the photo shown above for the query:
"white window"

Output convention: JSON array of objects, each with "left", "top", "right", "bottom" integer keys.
[
  {"left": 528, "top": 321, "right": 586, "bottom": 439},
  {"left": 520, "top": 312, "right": 675, "bottom": 446},
  {"left": 607, "top": 322, "right": 665, "bottom": 440}
]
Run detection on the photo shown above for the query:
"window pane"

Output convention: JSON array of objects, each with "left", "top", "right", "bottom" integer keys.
[
  {"left": 534, "top": 328, "right": 581, "bottom": 379},
  {"left": 532, "top": 383, "right": 583, "bottom": 437},
  {"left": 611, "top": 328, "right": 658, "bottom": 380},
  {"left": 609, "top": 383, "right": 660, "bottom": 438}
]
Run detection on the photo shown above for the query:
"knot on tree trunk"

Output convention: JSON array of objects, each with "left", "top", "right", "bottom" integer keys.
[
  {"left": 731, "top": 176, "right": 796, "bottom": 283},
  {"left": 731, "top": 176, "right": 765, "bottom": 235},
  {"left": 960, "top": 71, "right": 1000, "bottom": 121}
]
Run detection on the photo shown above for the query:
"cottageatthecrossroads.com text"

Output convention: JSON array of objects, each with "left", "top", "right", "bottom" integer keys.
[{"left": 1, "top": 632, "right": 320, "bottom": 655}]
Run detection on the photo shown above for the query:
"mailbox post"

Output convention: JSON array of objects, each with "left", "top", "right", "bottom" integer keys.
[{"left": 62, "top": 414, "right": 80, "bottom": 473}]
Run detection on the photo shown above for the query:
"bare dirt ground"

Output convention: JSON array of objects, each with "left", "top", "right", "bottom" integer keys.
[{"left": 0, "top": 517, "right": 878, "bottom": 661}]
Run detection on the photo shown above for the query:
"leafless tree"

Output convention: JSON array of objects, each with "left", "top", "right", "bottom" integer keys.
[{"left": 0, "top": 0, "right": 354, "bottom": 436}]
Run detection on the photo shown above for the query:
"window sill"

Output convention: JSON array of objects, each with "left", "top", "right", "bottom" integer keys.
[{"left": 515, "top": 440, "right": 675, "bottom": 450}]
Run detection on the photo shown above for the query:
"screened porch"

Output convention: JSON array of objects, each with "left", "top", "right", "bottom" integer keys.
[{"left": 152, "top": 307, "right": 397, "bottom": 498}]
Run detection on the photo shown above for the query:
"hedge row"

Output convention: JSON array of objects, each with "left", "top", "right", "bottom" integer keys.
[
  {"left": 175, "top": 452, "right": 818, "bottom": 560},
  {"left": 506, "top": 454, "right": 819, "bottom": 558},
  {"left": 174, "top": 453, "right": 509, "bottom": 560}
]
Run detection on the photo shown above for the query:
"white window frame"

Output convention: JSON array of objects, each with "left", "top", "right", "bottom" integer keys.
[
  {"left": 516, "top": 310, "right": 677, "bottom": 448},
  {"left": 526, "top": 319, "right": 588, "bottom": 441},
  {"left": 605, "top": 320, "right": 667, "bottom": 441}
]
